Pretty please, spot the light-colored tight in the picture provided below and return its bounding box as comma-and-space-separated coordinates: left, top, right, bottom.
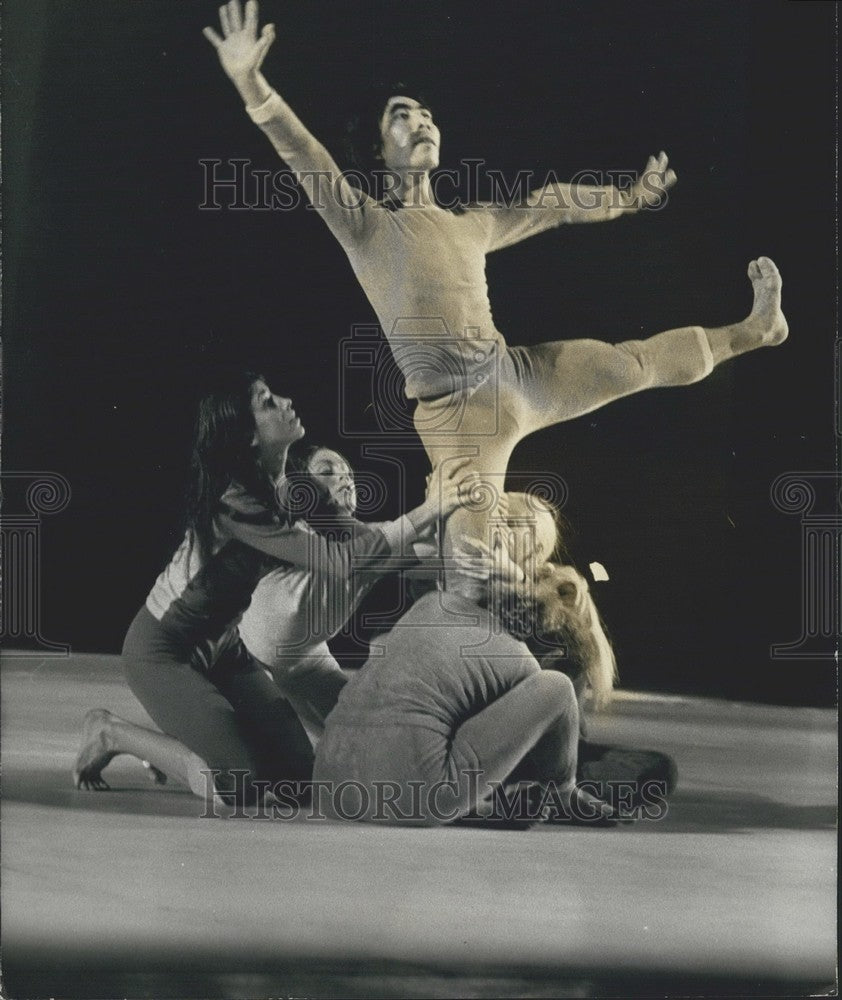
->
413, 329, 714, 586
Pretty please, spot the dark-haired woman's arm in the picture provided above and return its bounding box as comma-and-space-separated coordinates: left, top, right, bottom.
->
219, 509, 408, 579
219, 459, 478, 580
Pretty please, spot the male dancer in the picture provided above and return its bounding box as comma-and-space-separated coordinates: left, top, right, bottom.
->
204, 0, 788, 592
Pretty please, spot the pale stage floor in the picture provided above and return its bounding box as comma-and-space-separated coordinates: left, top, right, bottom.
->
1, 652, 836, 998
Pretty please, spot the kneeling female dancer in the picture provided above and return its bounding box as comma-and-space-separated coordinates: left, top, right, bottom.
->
73, 372, 476, 805
232, 443, 413, 741
312, 498, 618, 825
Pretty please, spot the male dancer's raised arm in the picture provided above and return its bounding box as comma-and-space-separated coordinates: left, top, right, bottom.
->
204, 0, 370, 246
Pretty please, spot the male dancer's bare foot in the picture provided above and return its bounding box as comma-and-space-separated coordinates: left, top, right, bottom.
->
703, 257, 788, 365
744, 257, 788, 347
73, 709, 118, 790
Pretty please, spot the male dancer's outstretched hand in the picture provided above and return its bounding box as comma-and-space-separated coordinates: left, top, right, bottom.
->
621, 151, 678, 211
204, 0, 275, 84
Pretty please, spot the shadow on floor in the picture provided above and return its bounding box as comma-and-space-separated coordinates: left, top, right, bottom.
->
3, 953, 836, 1000
3, 767, 836, 834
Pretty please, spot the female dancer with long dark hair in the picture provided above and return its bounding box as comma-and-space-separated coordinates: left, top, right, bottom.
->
233, 442, 397, 740
73, 372, 476, 805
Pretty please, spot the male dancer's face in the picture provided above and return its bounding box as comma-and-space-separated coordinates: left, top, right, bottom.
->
379, 96, 440, 173
306, 448, 357, 517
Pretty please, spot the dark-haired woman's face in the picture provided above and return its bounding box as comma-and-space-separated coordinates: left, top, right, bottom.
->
306, 447, 357, 516
249, 380, 305, 451
379, 96, 440, 173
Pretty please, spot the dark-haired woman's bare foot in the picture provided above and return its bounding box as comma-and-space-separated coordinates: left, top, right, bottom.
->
73, 709, 118, 790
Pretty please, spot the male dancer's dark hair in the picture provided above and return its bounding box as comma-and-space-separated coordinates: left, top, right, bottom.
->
343, 81, 434, 175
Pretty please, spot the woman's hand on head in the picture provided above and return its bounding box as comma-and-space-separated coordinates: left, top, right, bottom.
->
453, 536, 525, 586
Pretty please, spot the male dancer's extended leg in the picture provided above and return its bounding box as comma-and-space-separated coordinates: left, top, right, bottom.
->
427, 258, 787, 592
514, 257, 787, 433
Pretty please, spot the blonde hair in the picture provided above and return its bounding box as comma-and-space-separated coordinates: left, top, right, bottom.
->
535, 563, 617, 708
490, 492, 616, 706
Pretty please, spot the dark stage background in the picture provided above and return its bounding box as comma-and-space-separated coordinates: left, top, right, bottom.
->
4, 1, 837, 705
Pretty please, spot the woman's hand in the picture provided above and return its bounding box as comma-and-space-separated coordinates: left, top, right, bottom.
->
425, 458, 480, 520
406, 459, 479, 537
203, 0, 275, 85
452, 536, 525, 586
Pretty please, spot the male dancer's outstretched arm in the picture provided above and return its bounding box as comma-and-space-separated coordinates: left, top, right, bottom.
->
204, 1, 673, 238
525, 151, 677, 222
486, 152, 678, 251
204, 0, 369, 245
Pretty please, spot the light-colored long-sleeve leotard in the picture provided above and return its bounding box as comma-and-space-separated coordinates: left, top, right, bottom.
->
248, 96, 572, 399
145, 481, 415, 646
